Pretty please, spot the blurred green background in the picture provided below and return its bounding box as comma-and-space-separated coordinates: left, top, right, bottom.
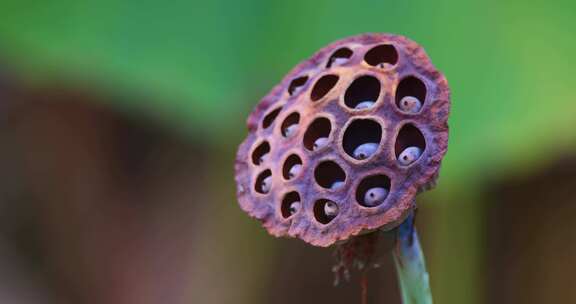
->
0, 0, 575, 303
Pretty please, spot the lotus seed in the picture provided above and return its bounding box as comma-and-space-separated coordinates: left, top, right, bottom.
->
330, 180, 344, 190
377, 62, 393, 69
329, 57, 349, 67
288, 163, 302, 179
354, 101, 375, 110
353, 142, 379, 160
258, 155, 268, 164
399, 96, 422, 113
363, 187, 388, 207
398, 146, 422, 165
283, 124, 298, 137
261, 176, 272, 193
290, 86, 303, 96
313, 137, 329, 150
324, 201, 339, 218
289, 201, 301, 215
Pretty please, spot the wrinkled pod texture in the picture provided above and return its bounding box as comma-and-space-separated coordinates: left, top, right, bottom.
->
235, 33, 450, 247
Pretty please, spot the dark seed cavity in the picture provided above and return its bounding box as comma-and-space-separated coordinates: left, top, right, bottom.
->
262, 107, 282, 129
344, 75, 381, 110
311, 75, 339, 102
343, 119, 382, 160
364, 44, 398, 67
395, 124, 426, 165
281, 191, 301, 218
282, 154, 303, 180
255, 169, 273, 194
288, 76, 309, 96
281, 112, 300, 138
326, 47, 353, 68
304, 117, 332, 151
396, 76, 426, 112
314, 199, 339, 224
314, 160, 346, 190
252, 141, 270, 165
356, 175, 391, 207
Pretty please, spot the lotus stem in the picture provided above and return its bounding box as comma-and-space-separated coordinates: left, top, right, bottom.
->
393, 212, 433, 304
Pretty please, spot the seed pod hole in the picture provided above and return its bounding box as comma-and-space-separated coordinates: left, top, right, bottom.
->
262, 107, 282, 129
356, 175, 391, 207
251, 141, 270, 165
314, 160, 346, 190
343, 119, 382, 160
281, 191, 301, 218
395, 76, 426, 113
255, 169, 272, 194
314, 199, 339, 224
326, 47, 353, 68
282, 154, 303, 180
344, 75, 381, 110
310, 74, 339, 102
288, 76, 309, 96
364, 44, 398, 68
395, 124, 426, 165
281, 112, 300, 138
303, 117, 332, 151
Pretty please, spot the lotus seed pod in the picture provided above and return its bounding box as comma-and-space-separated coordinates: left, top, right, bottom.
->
288, 163, 302, 178
399, 96, 422, 113
324, 201, 339, 218
354, 100, 375, 110
353, 142, 379, 160
289, 201, 301, 215
235, 33, 450, 247
398, 146, 422, 166
363, 187, 389, 207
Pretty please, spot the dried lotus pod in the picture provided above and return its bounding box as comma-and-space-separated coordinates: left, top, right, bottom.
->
235, 33, 450, 247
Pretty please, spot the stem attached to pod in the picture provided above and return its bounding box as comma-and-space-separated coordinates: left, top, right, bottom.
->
392, 211, 433, 304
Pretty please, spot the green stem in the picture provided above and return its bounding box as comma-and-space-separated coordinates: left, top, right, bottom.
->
393, 212, 433, 304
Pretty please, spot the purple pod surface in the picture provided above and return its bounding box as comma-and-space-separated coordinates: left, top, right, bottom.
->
235, 33, 450, 247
